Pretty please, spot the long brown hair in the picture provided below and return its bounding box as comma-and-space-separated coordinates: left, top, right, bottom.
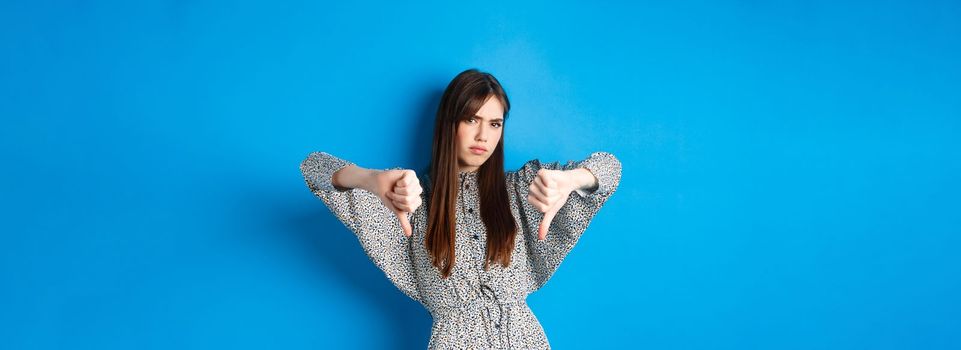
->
425, 68, 516, 279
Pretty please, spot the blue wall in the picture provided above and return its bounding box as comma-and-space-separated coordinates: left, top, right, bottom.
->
2, 1, 959, 349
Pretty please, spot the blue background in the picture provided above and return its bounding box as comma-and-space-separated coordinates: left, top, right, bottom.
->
2, 1, 959, 349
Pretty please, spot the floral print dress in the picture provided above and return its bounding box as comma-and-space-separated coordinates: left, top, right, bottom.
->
300, 151, 621, 349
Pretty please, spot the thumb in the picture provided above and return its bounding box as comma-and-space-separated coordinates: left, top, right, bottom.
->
396, 211, 412, 237
538, 209, 557, 241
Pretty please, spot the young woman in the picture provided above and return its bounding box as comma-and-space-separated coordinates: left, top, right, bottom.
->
300, 69, 621, 349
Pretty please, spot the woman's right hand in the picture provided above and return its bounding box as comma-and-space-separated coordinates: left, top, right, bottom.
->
367, 169, 423, 237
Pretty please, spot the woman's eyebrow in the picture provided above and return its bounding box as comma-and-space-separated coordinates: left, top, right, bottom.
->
473, 115, 505, 122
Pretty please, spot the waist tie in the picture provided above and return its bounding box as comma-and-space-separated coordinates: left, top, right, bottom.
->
479, 283, 513, 349
435, 282, 522, 349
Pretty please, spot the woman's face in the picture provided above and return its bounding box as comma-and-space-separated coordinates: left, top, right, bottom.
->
456, 96, 504, 173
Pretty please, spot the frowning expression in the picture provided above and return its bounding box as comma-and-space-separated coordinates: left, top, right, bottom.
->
456, 96, 504, 173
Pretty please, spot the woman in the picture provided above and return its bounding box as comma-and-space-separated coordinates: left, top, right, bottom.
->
300, 69, 621, 349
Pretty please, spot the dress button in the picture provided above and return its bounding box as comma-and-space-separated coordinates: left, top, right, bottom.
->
467, 208, 473, 214
472, 234, 479, 240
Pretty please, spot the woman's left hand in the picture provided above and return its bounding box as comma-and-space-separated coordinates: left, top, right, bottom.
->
527, 169, 577, 240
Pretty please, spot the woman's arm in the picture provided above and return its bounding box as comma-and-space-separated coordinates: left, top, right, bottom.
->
304, 153, 423, 236
509, 151, 622, 293
300, 151, 424, 302
526, 165, 605, 240
330, 164, 377, 192
567, 167, 600, 195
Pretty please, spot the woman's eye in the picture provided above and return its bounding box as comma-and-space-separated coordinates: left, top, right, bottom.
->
492, 123, 502, 128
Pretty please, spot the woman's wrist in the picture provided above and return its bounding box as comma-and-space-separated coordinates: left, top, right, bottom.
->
359, 168, 381, 192
567, 168, 599, 193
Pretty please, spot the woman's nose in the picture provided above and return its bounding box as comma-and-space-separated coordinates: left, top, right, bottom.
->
475, 127, 488, 142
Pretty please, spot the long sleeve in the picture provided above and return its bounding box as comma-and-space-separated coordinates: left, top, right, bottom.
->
509, 151, 622, 293
299, 151, 422, 302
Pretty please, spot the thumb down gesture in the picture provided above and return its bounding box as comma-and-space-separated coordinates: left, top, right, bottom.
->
526, 169, 576, 240
371, 169, 423, 237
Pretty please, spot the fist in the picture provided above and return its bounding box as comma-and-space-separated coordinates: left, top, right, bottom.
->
371, 169, 423, 237
526, 169, 576, 240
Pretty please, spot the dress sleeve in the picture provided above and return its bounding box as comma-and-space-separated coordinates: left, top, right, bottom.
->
299, 151, 422, 302
509, 151, 623, 293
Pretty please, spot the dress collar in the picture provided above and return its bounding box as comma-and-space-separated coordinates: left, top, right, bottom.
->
458, 170, 478, 182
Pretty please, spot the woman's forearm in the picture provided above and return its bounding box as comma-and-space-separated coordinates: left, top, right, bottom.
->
568, 168, 599, 192
332, 164, 378, 192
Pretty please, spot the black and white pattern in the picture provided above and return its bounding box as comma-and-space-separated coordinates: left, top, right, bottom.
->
300, 151, 621, 349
